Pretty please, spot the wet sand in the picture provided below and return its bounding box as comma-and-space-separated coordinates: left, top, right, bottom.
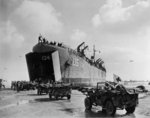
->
0, 89, 150, 118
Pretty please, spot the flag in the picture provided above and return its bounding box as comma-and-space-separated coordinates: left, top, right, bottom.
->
113, 74, 122, 83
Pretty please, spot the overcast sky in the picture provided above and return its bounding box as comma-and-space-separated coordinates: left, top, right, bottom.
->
0, 0, 150, 82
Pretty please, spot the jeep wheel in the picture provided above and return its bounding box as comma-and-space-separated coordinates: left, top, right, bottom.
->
105, 100, 116, 116
37, 89, 40, 95
55, 95, 58, 100
67, 95, 71, 100
102, 108, 106, 113
49, 94, 52, 99
125, 106, 136, 114
84, 97, 92, 110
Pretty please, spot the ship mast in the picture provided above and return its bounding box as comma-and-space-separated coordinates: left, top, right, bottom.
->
93, 45, 96, 62
92, 45, 100, 62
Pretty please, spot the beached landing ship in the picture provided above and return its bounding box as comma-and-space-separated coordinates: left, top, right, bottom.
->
26, 35, 106, 87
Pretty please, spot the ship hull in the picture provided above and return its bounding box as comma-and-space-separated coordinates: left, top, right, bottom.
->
26, 43, 106, 87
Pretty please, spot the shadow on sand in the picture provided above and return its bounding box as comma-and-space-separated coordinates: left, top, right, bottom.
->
84, 110, 108, 118
34, 98, 56, 102
84, 109, 136, 118
59, 108, 74, 114
34, 97, 68, 102
27, 93, 47, 96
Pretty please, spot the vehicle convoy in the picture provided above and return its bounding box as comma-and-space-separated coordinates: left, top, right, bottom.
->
84, 82, 139, 116
25, 35, 106, 91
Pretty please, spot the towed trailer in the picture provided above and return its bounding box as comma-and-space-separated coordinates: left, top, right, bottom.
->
48, 83, 71, 100
36, 83, 49, 95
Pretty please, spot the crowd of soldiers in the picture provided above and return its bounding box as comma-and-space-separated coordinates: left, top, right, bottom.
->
0, 79, 5, 90
38, 35, 63, 47
11, 80, 59, 93
11, 81, 36, 92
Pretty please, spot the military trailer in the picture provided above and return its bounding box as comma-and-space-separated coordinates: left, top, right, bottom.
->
48, 83, 71, 100
36, 83, 50, 95
84, 82, 139, 116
